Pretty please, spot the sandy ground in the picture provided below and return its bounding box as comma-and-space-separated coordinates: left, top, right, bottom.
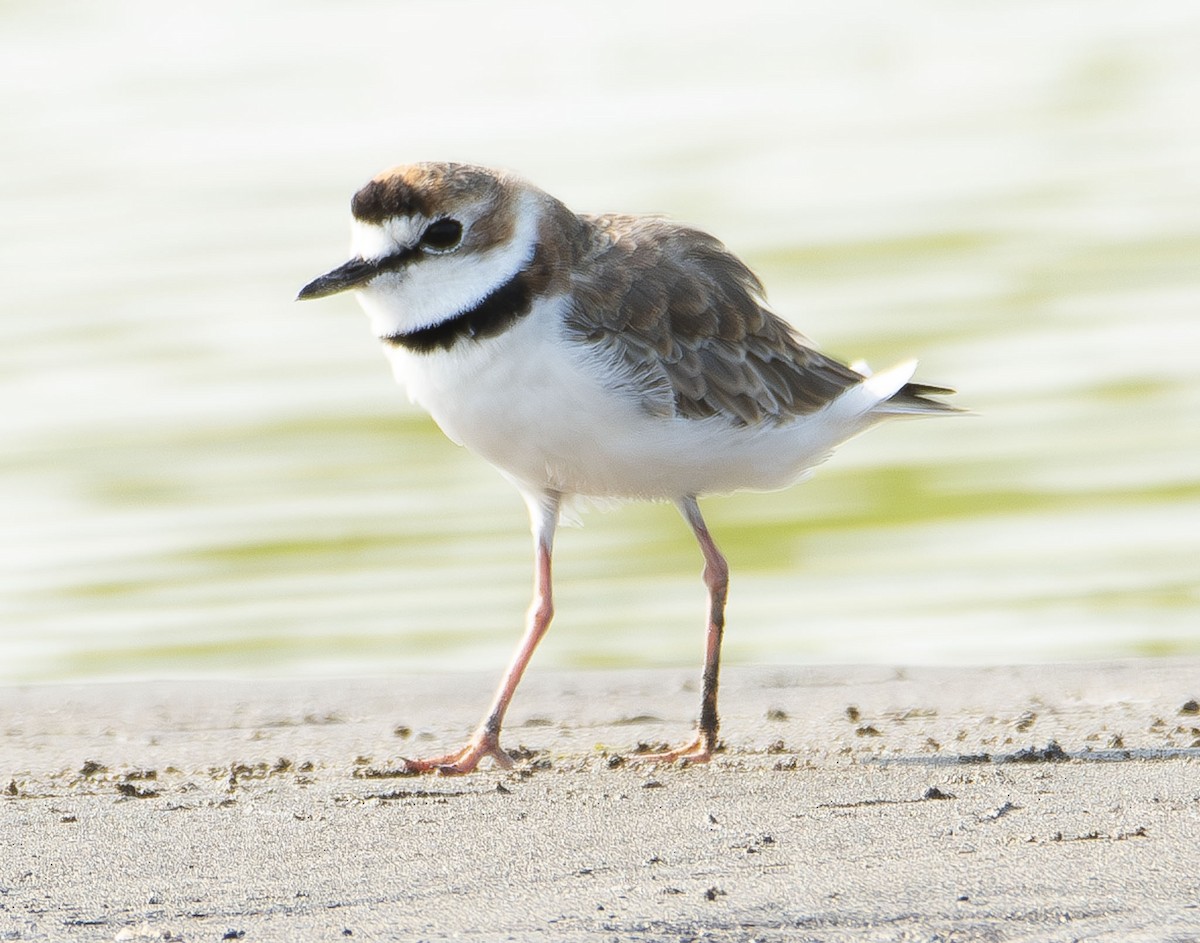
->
3, 661, 1200, 942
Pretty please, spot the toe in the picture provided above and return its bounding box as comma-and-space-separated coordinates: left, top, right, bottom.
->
633, 736, 714, 765
401, 735, 514, 775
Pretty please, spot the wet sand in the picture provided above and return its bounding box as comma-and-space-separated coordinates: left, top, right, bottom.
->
4, 661, 1200, 941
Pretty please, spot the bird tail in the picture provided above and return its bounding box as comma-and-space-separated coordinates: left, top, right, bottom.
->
883, 379, 963, 416
840, 360, 964, 419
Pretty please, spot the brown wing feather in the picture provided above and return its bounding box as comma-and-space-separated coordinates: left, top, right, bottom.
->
563, 214, 864, 425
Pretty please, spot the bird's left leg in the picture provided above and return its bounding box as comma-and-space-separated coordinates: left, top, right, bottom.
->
638, 494, 729, 765
400, 490, 560, 774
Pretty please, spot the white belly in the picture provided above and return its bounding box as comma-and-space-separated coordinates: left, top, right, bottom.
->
381, 298, 891, 500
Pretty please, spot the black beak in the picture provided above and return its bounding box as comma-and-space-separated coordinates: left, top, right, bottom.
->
296, 257, 380, 301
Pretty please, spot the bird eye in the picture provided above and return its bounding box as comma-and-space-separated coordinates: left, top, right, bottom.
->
419, 218, 463, 251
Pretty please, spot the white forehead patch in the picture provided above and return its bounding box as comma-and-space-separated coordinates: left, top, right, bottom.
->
350, 215, 427, 261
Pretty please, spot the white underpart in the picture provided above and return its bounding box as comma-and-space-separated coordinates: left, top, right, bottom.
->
372, 273, 920, 502
350, 192, 541, 338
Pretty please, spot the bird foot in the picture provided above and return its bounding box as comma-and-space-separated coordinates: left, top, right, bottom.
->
400, 733, 514, 775
634, 735, 714, 766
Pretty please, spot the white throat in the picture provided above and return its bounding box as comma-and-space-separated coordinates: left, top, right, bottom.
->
350, 194, 540, 339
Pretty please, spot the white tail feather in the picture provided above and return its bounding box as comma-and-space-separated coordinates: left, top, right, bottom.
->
824, 360, 918, 424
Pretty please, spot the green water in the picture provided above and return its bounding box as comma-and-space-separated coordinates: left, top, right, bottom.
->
2, 1, 1198, 682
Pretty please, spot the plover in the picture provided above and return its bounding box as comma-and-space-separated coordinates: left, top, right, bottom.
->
298, 162, 958, 773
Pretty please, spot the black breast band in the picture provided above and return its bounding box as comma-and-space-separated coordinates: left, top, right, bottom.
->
381, 272, 534, 354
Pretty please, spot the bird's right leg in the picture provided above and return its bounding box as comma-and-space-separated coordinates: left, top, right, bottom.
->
401, 490, 561, 775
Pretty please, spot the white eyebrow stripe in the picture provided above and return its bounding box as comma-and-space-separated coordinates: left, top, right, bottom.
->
351, 214, 428, 261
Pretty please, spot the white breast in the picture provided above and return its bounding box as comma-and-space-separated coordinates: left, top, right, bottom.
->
378, 296, 909, 501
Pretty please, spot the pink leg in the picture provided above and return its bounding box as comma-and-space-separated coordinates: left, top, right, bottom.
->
402, 492, 560, 775
638, 495, 729, 765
